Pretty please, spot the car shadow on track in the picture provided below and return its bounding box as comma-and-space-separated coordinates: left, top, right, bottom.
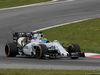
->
16, 55, 86, 60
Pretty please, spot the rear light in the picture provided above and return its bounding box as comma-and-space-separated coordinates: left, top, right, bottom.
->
22, 35, 26, 37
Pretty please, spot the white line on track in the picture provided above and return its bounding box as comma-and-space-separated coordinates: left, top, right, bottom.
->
0, 0, 74, 11
33, 18, 92, 32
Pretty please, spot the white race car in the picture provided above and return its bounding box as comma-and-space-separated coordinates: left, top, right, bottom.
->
5, 32, 85, 59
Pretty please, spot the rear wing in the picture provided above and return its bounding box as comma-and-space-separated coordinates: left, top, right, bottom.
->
13, 32, 34, 46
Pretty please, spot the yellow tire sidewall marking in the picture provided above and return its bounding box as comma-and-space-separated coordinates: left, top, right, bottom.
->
37, 45, 42, 59
70, 44, 74, 48
6, 44, 10, 56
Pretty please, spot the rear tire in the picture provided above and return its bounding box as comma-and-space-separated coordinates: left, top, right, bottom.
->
5, 43, 18, 57
68, 43, 81, 59
36, 44, 48, 59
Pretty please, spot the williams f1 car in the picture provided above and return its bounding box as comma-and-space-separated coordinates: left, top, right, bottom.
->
5, 32, 85, 59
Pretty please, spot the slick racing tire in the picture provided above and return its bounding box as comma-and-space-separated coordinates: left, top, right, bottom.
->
36, 44, 48, 59
5, 43, 18, 57
68, 43, 81, 59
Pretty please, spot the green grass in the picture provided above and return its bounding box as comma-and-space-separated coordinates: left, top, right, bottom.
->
42, 18, 100, 52
0, 0, 51, 9
0, 69, 100, 75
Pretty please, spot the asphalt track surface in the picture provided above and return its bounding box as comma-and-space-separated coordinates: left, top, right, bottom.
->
0, 0, 100, 69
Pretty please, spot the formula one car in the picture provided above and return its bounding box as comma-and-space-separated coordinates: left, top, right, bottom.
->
5, 32, 85, 59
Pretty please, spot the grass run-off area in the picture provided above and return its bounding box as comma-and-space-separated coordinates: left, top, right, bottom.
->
0, 69, 100, 75
43, 18, 100, 52
0, 0, 51, 9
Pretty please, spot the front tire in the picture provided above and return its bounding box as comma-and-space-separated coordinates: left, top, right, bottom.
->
5, 43, 18, 57
36, 44, 48, 59
68, 43, 81, 59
